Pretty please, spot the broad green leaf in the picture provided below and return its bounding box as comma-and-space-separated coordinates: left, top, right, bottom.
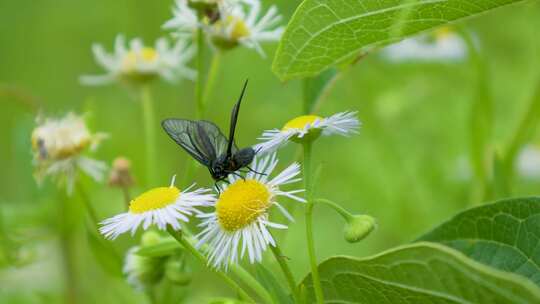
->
273, 0, 526, 80
302, 68, 339, 114
254, 264, 293, 304
87, 230, 122, 277
301, 243, 540, 303
419, 197, 540, 286
135, 238, 182, 257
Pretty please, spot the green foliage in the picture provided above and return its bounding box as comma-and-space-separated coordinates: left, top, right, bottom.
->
301, 242, 540, 303
419, 197, 540, 286
273, 0, 526, 80
135, 238, 182, 258
254, 264, 293, 304
86, 230, 122, 277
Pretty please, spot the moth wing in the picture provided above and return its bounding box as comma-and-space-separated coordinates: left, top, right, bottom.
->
162, 119, 226, 166
199, 120, 238, 157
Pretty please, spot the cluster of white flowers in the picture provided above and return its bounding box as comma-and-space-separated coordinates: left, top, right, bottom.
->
81, 0, 284, 87
163, 0, 284, 57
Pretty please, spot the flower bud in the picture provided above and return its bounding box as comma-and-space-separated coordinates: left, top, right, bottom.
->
165, 256, 192, 286
108, 157, 134, 188
140, 231, 162, 247
343, 215, 376, 243
124, 247, 166, 290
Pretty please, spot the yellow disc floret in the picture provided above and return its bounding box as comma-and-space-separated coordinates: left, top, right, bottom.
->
122, 48, 158, 72
129, 187, 180, 214
216, 180, 271, 232
282, 115, 323, 131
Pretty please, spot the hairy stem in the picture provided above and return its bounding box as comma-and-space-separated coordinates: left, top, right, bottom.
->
303, 142, 324, 304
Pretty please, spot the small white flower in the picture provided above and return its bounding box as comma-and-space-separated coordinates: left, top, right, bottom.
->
80, 35, 196, 86
100, 176, 214, 240
32, 113, 107, 194
163, 0, 283, 57
382, 27, 467, 63
209, 0, 284, 56
196, 153, 304, 270
255, 111, 360, 154
162, 0, 200, 38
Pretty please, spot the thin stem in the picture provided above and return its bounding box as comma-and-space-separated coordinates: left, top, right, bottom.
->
76, 181, 99, 229
141, 85, 158, 186
314, 198, 353, 221
167, 227, 256, 303
202, 51, 222, 110
58, 192, 77, 304
121, 186, 131, 210
269, 244, 299, 303
302, 142, 324, 304
195, 15, 205, 119
179, 225, 272, 304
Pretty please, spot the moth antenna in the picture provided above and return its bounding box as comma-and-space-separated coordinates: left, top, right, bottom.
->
170, 174, 177, 187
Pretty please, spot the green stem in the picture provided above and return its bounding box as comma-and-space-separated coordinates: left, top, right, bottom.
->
141, 85, 158, 186
58, 192, 78, 304
195, 15, 205, 119
314, 198, 353, 221
180, 225, 272, 304
230, 264, 274, 304
302, 142, 324, 304
202, 51, 222, 110
166, 227, 256, 303
76, 182, 99, 229
269, 244, 299, 303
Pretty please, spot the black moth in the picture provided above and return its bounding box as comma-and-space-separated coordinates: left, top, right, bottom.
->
162, 80, 257, 188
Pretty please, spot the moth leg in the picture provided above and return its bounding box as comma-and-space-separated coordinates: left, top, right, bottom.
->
246, 166, 266, 176
230, 172, 245, 181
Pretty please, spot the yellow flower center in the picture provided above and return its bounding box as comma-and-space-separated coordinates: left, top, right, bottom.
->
282, 115, 323, 131
435, 26, 453, 40
129, 187, 180, 214
216, 179, 271, 232
230, 17, 250, 40
122, 48, 158, 71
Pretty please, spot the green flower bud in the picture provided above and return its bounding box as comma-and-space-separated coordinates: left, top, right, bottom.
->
344, 215, 376, 243
141, 230, 162, 247
165, 256, 192, 286
124, 246, 166, 290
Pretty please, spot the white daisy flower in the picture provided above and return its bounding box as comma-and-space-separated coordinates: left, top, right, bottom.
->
382, 26, 467, 63
100, 176, 215, 240
162, 0, 201, 38
80, 34, 196, 86
255, 111, 360, 154
196, 153, 304, 269
208, 0, 283, 56
32, 113, 107, 195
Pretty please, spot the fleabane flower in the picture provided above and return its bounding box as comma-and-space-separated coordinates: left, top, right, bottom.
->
209, 0, 284, 56
255, 111, 360, 154
80, 35, 196, 86
382, 26, 467, 63
31, 113, 107, 194
162, 0, 201, 38
100, 176, 214, 240
196, 153, 304, 269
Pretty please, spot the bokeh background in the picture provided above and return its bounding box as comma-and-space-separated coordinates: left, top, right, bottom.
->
1, 0, 540, 303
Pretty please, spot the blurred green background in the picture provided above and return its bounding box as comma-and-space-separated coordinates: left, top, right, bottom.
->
1, 0, 540, 303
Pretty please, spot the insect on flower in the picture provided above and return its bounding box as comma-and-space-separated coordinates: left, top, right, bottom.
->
162, 80, 259, 189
